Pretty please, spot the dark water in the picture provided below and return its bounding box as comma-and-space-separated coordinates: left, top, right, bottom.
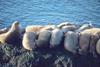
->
0, 0, 100, 28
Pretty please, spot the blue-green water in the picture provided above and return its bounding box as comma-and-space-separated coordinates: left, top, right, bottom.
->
0, 0, 100, 28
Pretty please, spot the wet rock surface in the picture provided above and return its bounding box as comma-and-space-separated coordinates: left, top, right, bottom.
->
0, 44, 100, 67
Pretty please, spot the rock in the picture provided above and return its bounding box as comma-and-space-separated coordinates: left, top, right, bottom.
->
0, 43, 100, 67
50, 28, 64, 48
17, 51, 45, 67
0, 21, 21, 46
0, 44, 14, 64
64, 31, 79, 54
54, 56, 73, 67
9, 56, 19, 66
22, 32, 37, 50
36, 30, 51, 49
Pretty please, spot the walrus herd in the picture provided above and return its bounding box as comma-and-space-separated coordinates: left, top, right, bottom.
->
0, 21, 100, 57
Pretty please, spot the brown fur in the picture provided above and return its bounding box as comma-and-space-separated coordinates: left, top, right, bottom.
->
0, 21, 21, 45
62, 25, 77, 32
25, 25, 44, 33
96, 39, 100, 55
89, 34, 99, 57
79, 32, 91, 55
22, 32, 37, 50
0, 28, 9, 34
79, 28, 100, 56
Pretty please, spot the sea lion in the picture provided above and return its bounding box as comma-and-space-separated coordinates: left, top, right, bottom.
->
25, 25, 44, 33
0, 28, 9, 34
96, 39, 100, 55
64, 31, 79, 54
50, 28, 64, 48
81, 28, 100, 35
61, 25, 77, 33
89, 34, 99, 57
77, 23, 93, 32
40, 25, 56, 31
0, 25, 11, 34
25, 25, 56, 35
36, 30, 51, 48
0, 21, 21, 45
22, 32, 37, 50
82, 28, 100, 56
79, 32, 91, 55
57, 22, 73, 28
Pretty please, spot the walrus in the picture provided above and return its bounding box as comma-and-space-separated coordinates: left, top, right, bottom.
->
50, 28, 64, 48
79, 32, 91, 55
64, 31, 79, 54
0, 21, 21, 45
22, 32, 37, 50
57, 22, 73, 28
96, 39, 100, 55
36, 29, 51, 48
77, 23, 93, 32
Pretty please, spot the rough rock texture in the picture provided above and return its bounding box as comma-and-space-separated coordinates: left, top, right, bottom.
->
0, 44, 100, 67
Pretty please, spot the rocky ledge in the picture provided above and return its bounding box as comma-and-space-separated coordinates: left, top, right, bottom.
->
0, 43, 100, 67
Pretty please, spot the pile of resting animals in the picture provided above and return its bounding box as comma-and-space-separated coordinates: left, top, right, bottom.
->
0, 21, 100, 57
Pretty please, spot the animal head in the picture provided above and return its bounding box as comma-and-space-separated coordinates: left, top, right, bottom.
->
10, 21, 19, 31
12, 21, 19, 28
